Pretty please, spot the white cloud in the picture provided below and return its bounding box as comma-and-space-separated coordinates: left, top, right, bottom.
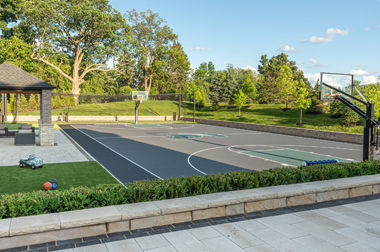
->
189, 47, 210, 51
362, 75, 378, 84
350, 69, 370, 76
310, 59, 319, 64
243, 65, 258, 73
365, 27, 370, 31
278, 44, 298, 53
302, 28, 349, 44
378, 24, 380, 28
303, 73, 320, 85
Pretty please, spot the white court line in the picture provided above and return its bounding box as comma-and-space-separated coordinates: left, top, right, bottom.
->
228, 145, 295, 167
228, 144, 359, 163
187, 146, 230, 175
60, 129, 127, 188
71, 125, 162, 179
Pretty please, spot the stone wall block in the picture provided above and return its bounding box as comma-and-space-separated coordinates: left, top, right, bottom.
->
317, 189, 349, 202
131, 212, 191, 230
225, 203, 244, 215
373, 184, 380, 194
107, 220, 130, 233
349, 186, 373, 198
286, 193, 316, 207
245, 198, 286, 212
192, 206, 225, 220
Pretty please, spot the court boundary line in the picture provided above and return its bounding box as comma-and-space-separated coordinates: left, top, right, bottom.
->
228, 145, 358, 164
59, 128, 127, 188
71, 125, 162, 180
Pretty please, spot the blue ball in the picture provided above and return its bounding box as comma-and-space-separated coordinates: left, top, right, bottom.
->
52, 183, 57, 189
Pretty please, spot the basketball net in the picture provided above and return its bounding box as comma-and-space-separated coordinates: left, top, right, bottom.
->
139, 98, 143, 103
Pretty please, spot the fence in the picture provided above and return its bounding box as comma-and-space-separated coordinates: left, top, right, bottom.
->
0, 93, 196, 122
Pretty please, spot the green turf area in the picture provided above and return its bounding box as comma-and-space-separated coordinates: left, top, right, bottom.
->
193, 104, 365, 134
0, 161, 119, 195
18, 100, 182, 116
240, 149, 354, 167
11, 101, 366, 134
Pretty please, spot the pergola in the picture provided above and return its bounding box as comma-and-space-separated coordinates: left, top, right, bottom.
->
0, 62, 55, 145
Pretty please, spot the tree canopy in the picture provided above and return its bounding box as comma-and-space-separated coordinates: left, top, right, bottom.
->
19, 0, 127, 97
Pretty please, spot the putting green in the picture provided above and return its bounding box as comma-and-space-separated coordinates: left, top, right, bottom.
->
240, 149, 354, 167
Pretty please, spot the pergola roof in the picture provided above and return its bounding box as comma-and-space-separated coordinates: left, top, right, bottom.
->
0, 62, 55, 92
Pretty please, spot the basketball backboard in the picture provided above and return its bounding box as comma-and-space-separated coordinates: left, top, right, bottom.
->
320, 72, 354, 100
132, 91, 148, 103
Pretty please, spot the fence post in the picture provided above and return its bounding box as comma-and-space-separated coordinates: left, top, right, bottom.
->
193, 91, 196, 123
178, 93, 181, 120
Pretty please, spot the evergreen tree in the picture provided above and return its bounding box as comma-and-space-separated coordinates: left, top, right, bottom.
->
328, 100, 344, 118
306, 80, 325, 114
341, 106, 360, 126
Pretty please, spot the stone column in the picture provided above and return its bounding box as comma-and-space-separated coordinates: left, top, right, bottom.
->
40, 89, 52, 124
39, 89, 54, 145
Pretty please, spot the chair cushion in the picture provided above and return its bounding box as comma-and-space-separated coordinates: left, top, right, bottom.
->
21, 124, 32, 129
18, 129, 33, 134
0, 130, 5, 134
0, 125, 5, 130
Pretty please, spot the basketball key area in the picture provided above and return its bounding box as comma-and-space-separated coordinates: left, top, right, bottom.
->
59, 123, 374, 185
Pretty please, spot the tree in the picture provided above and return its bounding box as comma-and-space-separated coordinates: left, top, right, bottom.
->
19, 0, 127, 99
306, 79, 325, 114
293, 79, 311, 125
241, 73, 258, 104
257, 53, 311, 104
275, 65, 295, 109
0, 36, 72, 91
341, 105, 360, 127
328, 100, 344, 118
126, 9, 178, 94
234, 90, 247, 116
193, 61, 215, 83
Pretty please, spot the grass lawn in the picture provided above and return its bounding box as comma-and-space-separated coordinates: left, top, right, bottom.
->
8, 101, 367, 134
0, 161, 120, 195
18, 100, 182, 116
193, 104, 365, 134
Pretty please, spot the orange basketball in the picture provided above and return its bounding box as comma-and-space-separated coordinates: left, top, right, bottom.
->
43, 182, 52, 191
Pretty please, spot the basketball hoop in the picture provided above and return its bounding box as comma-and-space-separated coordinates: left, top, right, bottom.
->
138, 97, 143, 103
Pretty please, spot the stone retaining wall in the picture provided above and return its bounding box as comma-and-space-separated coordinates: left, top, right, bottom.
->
1, 174, 380, 250
182, 117, 363, 144
6, 115, 174, 122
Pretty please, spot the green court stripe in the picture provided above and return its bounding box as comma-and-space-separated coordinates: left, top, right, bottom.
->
240, 149, 354, 167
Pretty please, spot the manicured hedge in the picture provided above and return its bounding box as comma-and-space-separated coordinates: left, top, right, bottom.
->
1, 160, 380, 219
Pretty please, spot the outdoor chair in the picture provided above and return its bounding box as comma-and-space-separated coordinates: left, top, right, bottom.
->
18, 124, 35, 133
0, 124, 9, 137
15, 124, 36, 145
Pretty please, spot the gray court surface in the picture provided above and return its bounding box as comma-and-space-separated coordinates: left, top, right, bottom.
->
60, 123, 378, 184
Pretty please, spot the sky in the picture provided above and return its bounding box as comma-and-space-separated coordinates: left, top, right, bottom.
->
112, 0, 379, 85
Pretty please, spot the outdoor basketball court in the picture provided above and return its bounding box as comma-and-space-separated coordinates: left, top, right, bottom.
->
59, 123, 376, 185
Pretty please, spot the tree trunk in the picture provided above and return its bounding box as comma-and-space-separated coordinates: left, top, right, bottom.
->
239, 107, 241, 116
286, 97, 288, 109
300, 108, 302, 124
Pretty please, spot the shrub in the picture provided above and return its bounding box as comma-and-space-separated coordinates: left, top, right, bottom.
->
1, 160, 380, 219
341, 106, 360, 126
328, 100, 344, 118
